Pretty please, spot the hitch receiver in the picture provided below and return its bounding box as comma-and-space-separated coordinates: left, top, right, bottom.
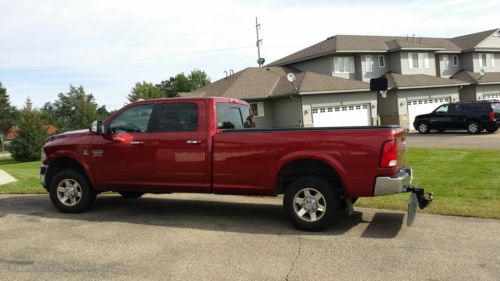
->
407, 186, 433, 209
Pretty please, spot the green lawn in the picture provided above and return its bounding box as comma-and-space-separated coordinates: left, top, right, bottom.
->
0, 157, 45, 194
357, 148, 500, 219
1, 148, 499, 219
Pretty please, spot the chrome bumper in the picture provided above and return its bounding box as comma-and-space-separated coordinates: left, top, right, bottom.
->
373, 167, 413, 196
40, 165, 48, 188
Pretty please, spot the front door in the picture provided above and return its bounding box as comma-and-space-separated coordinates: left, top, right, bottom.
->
90, 103, 155, 189
147, 101, 209, 192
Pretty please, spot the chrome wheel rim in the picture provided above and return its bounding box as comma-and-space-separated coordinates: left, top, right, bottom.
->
469, 123, 478, 133
56, 179, 82, 207
293, 187, 326, 222
419, 123, 428, 132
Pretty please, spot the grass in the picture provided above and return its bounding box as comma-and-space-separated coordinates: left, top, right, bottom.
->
1, 148, 499, 219
0, 157, 45, 194
357, 148, 500, 219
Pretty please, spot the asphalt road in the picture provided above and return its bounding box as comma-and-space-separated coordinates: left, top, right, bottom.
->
0, 193, 499, 281
406, 130, 500, 149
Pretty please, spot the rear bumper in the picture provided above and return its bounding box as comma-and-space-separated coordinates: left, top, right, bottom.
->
374, 166, 413, 196
40, 165, 48, 189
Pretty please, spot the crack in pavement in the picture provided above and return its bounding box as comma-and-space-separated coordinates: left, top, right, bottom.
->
285, 235, 302, 281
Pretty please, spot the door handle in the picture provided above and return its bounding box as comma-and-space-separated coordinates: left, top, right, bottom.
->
186, 140, 202, 144
130, 141, 144, 145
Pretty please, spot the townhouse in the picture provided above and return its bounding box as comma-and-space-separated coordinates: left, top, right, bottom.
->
183, 29, 500, 130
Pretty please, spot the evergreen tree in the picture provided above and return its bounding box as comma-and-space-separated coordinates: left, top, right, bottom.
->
10, 98, 48, 162
0, 82, 16, 134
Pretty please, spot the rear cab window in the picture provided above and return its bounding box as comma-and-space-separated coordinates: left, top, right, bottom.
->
216, 103, 255, 129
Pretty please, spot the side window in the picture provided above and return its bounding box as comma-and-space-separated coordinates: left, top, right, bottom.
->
216, 103, 254, 129
109, 104, 154, 134
449, 104, 462, 113
435, 104, 448, 114
154, 102, 198, 132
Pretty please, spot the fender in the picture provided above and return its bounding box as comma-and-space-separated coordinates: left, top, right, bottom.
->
274, 151, 352, 194
47, 150, 96, 188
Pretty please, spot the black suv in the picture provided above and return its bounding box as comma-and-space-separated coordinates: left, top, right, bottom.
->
413, 100, 500, 134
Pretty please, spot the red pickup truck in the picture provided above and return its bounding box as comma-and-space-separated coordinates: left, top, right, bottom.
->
40, 97, 432, 231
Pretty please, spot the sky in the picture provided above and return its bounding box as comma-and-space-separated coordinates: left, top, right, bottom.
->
1, 0, 499, 110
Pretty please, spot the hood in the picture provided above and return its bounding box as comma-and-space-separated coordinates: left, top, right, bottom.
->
47, 129, 92, 142
415, 113, 432, 120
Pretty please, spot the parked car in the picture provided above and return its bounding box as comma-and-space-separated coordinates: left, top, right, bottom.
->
413, 101, 500, 134
40, 97, 432, 231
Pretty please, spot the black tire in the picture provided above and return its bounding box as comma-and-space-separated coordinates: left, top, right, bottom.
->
49, 169, 96, 213
118, 191, 144, 199
283, 176, 340, 231
466, 121, 481, 134
486, 127, 498, 133
416, 122, 430, 134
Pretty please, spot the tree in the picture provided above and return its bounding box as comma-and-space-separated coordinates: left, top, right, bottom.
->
0, 82, 16, 134
47, 85, 104, 131
127, 81, 164, 102
157, 69, 211, 98
10, 98, 48, 161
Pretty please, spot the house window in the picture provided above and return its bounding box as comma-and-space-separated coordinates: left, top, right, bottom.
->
250, 102, 264, 117
365, 55, 373, 72
443, 55, 449, 70
408, 52, 429, 69
334, 56, 355, 73
479, 53, 495, 68
453, 55, 459, 66
378, 55, 385, 68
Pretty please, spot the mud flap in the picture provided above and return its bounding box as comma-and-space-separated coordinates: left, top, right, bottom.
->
406, 186, 433, 227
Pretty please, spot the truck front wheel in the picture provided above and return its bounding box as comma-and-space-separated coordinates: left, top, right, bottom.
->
49, 169, 96, 213
284, 176, 339, 231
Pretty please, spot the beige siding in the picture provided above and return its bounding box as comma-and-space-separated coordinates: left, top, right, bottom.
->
476, 31, 500, 48
271, 97, 302, 128
400, 51, 437, 76
388, 52, 402, 73
459, 85, 477, 101
291, 56, 332, 76
252, 101, 274, 129
377, 89, 399, 125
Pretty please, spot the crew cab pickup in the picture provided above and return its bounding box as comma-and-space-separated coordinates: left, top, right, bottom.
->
40, 97, 432, 231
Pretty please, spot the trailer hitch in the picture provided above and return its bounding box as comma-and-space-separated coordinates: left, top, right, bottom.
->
406, 186, 433, 226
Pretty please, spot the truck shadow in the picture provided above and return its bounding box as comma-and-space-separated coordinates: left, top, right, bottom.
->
0, 195, 404, 238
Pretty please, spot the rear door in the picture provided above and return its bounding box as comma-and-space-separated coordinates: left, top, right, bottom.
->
147, 101, 209, 191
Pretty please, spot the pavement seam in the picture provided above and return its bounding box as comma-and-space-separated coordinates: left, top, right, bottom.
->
285, 235, 302, 281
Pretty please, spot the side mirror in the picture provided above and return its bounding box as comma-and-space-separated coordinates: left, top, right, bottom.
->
90, 121, 104, 134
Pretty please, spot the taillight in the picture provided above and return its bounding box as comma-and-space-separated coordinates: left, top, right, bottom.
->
489, 112, 495, 121
380, 140, 397, 168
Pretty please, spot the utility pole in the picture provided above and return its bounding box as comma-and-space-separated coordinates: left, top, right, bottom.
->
255, 17, 265, 67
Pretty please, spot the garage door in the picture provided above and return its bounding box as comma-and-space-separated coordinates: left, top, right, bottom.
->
312, 104, 371, 127
407, 97, 450, 130
484, 93, 500, 100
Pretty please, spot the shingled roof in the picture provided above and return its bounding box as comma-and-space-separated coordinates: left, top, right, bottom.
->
268, 29, 499, 67
385, 73, 468, 89
451, 70, 500, 85
180, 67, 370, 100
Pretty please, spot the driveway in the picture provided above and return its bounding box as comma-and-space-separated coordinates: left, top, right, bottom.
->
0, 193, 499, 281
407, 131, 500, 149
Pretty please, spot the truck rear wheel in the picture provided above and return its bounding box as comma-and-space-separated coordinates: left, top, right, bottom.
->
284, 176, 339, 231
49, 169, 96, 213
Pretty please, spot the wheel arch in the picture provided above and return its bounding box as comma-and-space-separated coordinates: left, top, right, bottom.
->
274, 154, 351, 198
45, 152, 95, 189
